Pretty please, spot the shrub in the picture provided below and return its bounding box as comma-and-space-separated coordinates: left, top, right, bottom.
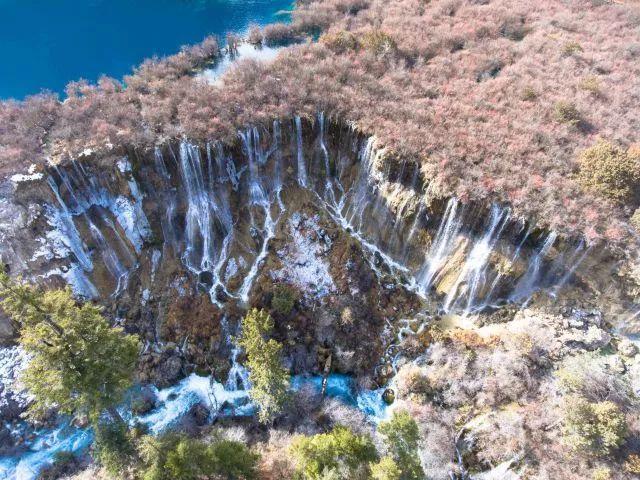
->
263, 23, 301, 47
38, 451, 80, 480
562, 41, 583, 56
290, 426, 378, 479
360, 30, 397, 55
238, 309, 290, 423
591, 467, 611, 480
579, 76, 601, 95
93, 420, 136, 476
521, 86, 538, 101
553, 101, 581, 125
227, 33, 241, 56
561, 396, 627, 456
499, 16, 528, 41
271, 285, 297, 316
248, 24, 264, 45
624, 453, 640, 474
321, 31, 359, 54
138, 433, 259, 480
211, 439, 261, 479
377, 410, 424, 480
395, 365, 432, 402
577, 141, 640, 203
370, 456, 402, 480
335, 0, 369, 15
555, 352, 635, 407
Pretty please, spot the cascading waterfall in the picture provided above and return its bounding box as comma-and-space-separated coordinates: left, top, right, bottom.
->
510, 231, 558, 304
31, 116, 588, 315
221, 317, 251, 392
43, 159, 150, 297
295, 115, 307, 187
237, 126, 283, 303
417, 197, 465, 294
178, 141, 218, 273
442, 205, 510, 314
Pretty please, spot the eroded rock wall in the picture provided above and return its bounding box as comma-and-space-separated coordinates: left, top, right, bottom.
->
0, 116, 614, 385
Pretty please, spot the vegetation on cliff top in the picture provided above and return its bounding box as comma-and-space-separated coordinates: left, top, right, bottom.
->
1, 0, 639, 244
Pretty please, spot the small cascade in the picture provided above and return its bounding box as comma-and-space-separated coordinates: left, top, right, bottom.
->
221, 317, 251, 391
153, 147, 179, 253
552, 241, 590, 295
510, 231, 558, 304
443, 205, 510, 314
45, 163, 143, 296
404, 202, 427, 258
295, 116, 307, 187
417, 198, 465, 294
317, 112, 336, 202
226, 343, 251, 392
239, 128, 267, 205
179, 141, 216, 272
236, 125, 284, 303
45, 176, 93, 272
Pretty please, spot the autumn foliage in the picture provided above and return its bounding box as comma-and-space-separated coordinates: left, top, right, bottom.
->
1, 0, 639, 244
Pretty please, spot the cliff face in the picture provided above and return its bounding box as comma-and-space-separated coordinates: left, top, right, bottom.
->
1, 115, 627, 385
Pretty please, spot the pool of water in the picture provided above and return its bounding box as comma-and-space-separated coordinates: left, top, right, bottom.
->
0, 0, 292, 99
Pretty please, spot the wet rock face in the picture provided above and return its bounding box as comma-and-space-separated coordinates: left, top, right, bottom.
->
0, 117, 603, 382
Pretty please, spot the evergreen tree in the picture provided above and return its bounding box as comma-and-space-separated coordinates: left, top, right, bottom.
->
237, 308, 290, 423
377, 410, 424, 480
290, 426, 378, 479
0, 270, 139, 423
370, 456, 402, 480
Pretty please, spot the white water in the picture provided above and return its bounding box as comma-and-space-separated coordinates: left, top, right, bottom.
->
442, 205, 510, 314
295, 116, 307, 187
510, 231, 558, 304
417, 198, 464, 295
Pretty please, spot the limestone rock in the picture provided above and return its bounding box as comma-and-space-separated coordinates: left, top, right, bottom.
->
618, 339, 638, 358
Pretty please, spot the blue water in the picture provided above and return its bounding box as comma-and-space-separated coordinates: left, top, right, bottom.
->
0, 0, 292, 99
0, 373, 389, 480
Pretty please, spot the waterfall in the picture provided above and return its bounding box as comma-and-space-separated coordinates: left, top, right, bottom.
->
442, 205, 510, 314
46, 176, 93, 272
417, 198, 464, 294
221, 317, 251, 391
153, 147, 179, 253
550, 240, 589, 296
46, 166, 135, 296
31, 116, 587, 314
318, 112, 335, 202
295, 116, 307, 187
479, 224, 531, 309
405, 202, 427, 255
240, 128, 267, 205
510, 231, 558, 303
179, 141, 216, 273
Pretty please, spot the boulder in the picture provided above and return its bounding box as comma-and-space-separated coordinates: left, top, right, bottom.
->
618, 339, 638, 358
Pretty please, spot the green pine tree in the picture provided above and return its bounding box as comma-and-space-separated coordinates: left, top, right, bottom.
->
0, 269, 139, 423
237, 308, 290, 424
377, 410, 425, 480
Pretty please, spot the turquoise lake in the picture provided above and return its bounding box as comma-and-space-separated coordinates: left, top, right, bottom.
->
0, 0, 291, 99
